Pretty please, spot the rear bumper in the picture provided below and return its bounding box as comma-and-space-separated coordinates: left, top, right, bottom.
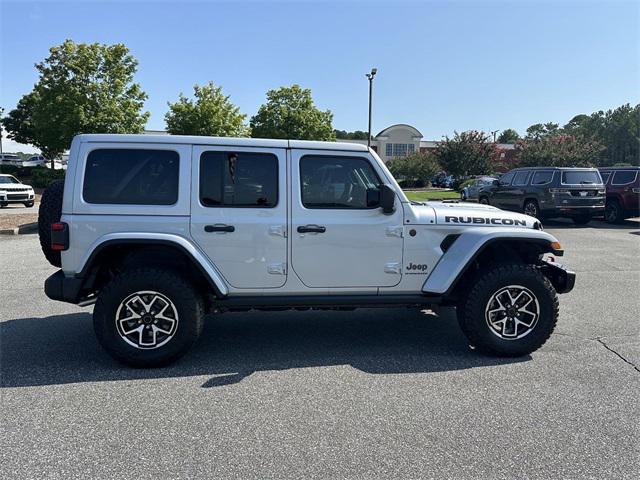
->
44, 270, 83, 304
541, 205, 604, 217
539, 259, 576, 294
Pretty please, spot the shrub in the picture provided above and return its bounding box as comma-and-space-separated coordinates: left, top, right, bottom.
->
30, 167, 66, 188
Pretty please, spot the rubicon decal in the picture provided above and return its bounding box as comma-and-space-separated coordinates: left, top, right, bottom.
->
445, 216, 526, 227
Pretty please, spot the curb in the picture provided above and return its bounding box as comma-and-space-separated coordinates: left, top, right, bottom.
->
0, 222, 38, 236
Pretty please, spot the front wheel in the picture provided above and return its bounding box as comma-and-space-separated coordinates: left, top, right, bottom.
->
523, 200, 540, 218
479, 196, 489, 205
604, 200, 623, 224
24, 201, 34, 208
460, 191, 467, 201
93, 268, 205, 367
457, 264, 558, 357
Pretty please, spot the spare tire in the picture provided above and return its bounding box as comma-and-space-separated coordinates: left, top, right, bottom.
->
38, 179, 65, 267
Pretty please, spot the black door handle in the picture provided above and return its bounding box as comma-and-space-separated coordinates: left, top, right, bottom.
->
205, 224, 235, 233
297, 224, 326, 233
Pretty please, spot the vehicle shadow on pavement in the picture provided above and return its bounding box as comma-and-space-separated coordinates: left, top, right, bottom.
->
0, 308, 529, 389
542, 218, 640, 230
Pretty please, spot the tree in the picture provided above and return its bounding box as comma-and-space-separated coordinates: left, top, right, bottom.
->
335, 129, 370, 140
525, 122, 560, 140
250, 85, 335, 140
165, 82, 249, 137
516, 135, 603, 168
497, 128, 520, 144
387, 151, 440, 187
1, 40, 149, 167
436, 130, 498, 178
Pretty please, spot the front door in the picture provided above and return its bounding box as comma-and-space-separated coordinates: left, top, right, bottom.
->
190, 145, 287, 289
290, 150, 404, 288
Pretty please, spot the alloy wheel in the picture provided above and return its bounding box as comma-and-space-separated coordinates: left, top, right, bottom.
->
115, 291, 179, 349
485, 285, 540, 340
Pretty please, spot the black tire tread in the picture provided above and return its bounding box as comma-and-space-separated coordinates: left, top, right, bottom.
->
38, 179, 65, 267
457, 263, 559, 357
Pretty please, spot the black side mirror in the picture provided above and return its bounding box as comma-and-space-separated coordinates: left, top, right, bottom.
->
379, 184, 396, 214
492, 180, 500, 186
366, 187, 380, 207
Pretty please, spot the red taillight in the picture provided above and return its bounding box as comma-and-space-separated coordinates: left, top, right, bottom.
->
51, 222, 65, 231
51, 222, 69, 251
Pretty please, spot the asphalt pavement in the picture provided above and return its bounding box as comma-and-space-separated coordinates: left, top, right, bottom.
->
1, 219, 638, 479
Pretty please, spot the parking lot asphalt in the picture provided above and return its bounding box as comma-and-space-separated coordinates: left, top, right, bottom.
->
1, 219, 639, 479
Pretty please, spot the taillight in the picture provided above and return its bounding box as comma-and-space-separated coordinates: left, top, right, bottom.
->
51, 222, 69, 251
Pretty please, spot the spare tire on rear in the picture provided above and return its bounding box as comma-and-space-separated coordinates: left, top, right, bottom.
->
38, 179, 65, 267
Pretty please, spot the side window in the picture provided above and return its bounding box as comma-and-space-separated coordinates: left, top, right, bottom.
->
300, 156, 380, 209
513, 171, 530, 186
499, 171, 515, 185
612, 170, 637, 185
531, 170, 554, 185
199, 151, 278, 207
83, 149, 179, 205
599, 171, 611, 184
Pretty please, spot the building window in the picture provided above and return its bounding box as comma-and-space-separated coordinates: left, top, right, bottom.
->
385, 143, 415, 158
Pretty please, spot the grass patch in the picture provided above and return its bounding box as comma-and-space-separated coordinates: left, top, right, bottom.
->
404, 190, 460, 202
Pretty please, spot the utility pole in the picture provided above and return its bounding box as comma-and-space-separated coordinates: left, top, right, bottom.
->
366, 68, 377, 148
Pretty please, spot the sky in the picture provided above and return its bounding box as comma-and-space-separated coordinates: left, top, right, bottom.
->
1, 0, 638, 153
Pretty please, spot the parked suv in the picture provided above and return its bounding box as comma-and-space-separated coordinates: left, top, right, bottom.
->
0, 174, 36, 207
40, 134, 574, 367
598, 167, 640, 223
479, 167, 605, 224
460, 176, 497, 201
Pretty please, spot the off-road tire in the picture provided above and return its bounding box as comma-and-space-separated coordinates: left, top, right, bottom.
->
38, 179, 65, 267
93, 268, 205, 367
523, 199, 540, 218
456, 263, 559, 357
572, 214, 592, 225
604, 199, 623, 224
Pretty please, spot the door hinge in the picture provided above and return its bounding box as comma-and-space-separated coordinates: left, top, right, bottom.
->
269, 225, 287, 237
267, 262, 287, 275
384, 262, 402, 274
385, 226, 404, 238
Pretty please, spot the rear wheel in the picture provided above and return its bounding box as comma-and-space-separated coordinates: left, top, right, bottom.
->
93, 268, 205, 367
604, 200, 624, 224
523, 200, 540, 218
457, 264, 558, 357
38, 179, 65, 267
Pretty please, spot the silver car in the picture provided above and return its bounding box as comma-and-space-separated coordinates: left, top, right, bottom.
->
460, 176, 497, 201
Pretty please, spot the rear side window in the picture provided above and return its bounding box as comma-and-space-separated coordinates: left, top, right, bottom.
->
83, 149, 179, 205
513, 171, 530, 186
611, 170, 638, 185
199, 151, 278, 207
300, 155, 380, 209
499, 171, 515, 185
561, 170, 602, 185
599, 171, 611, 184
531, 171, 554, 185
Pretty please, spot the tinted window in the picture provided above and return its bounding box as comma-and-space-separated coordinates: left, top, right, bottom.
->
200, 151, 278, 207
513, 171, 530, 186
499, 172, 515, 185
0, 176, 20, 184
531, 170, 554, 185
612, 170, 638, 185
84, 149, 179, 205
561, 170, 602, 185
599, 171, 611, 184
301, 156, 380, 209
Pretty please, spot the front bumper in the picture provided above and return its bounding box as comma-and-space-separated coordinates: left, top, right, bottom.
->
0, 191, 35, 203
44, 270, 84, 304
539, 258, 576, 294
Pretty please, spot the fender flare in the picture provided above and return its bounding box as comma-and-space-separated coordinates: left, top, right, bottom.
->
422, 228, 561, 296
78, 232, 229, 297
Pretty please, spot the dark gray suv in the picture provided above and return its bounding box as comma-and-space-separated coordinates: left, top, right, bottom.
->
479, 167, 605, 224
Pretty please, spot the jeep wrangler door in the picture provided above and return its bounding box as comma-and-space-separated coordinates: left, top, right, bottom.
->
290, 151, 403, 288
190, 146, 287, 289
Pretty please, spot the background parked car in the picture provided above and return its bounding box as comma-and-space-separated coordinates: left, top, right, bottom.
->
460, 176, 497, 201
0, 174, 36, 207
0, 153, 22, 166
599, 166, 640, 223
479, 167, 605, 224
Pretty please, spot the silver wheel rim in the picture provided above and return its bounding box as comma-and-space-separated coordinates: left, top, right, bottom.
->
485, 285, 540, 340
524, 202, 537, 217
115, 291, 179, 349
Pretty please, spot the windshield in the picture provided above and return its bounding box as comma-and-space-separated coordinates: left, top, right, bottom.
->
561, 170, 602, 185
0, 176, 20, 184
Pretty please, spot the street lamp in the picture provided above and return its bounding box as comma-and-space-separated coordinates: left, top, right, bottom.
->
490, 129, 500, 143
366, 68, 377, 148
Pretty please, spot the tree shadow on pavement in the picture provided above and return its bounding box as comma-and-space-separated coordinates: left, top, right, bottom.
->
0, 308, 529, 389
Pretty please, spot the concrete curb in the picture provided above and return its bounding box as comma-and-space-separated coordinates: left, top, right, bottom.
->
0, 222, 38, 236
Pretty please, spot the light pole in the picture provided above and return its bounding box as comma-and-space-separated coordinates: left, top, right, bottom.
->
366, 68, 377, 148
490, 129, 500, 143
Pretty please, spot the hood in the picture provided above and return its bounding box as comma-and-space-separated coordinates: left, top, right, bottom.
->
0, 183, 33, 191
428, 201, 538, 229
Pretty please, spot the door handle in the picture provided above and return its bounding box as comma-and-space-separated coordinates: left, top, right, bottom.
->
297, 224, 326, 234
204, 224, 235, 233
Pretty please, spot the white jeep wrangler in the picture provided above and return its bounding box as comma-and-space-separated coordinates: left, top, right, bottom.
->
41, 134, 575, 367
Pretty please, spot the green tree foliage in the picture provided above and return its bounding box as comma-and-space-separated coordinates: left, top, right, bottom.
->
516, 134, 603, 168
334, 130, 370, 140
387, 151, 440, 187
525, 122, 560, 140
1, 40, 149, 166
250, 85, 335, 140
497, 128, 520, 144
436, 131, 498, 178
165, 82, 249, 137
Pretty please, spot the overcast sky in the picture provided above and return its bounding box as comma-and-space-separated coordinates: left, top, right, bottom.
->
1, 0, 639, 154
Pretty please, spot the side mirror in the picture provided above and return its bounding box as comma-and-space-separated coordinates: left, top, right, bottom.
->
379, 184, 396, 214
492, 180, 500, 186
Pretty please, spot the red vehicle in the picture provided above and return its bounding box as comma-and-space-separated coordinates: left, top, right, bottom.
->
598, 167, 640, 223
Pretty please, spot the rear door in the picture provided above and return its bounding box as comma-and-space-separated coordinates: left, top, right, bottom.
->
508, 170, 531, 210
190, 145, 287, 289
491, 171, 515, 209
